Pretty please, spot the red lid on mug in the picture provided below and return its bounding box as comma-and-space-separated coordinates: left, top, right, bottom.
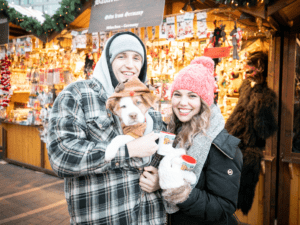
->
182, 155, 197, 164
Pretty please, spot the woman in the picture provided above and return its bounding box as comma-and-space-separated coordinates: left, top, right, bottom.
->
159, 56, 243, 225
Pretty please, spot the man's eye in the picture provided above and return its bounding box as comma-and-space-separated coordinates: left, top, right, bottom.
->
173, 93, 180, 97
134, 57, 141, 61
190, 95, 197, 98
121, 105, 126, 108
136, 101, 141, 105
118, 55, 124, 59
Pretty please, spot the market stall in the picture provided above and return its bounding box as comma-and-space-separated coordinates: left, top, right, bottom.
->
2, 0, 300, 224
0, 11, 270, 159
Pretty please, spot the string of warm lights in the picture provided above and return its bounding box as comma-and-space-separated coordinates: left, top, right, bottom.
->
213, 0, 273, 7
0, 0, 87, 38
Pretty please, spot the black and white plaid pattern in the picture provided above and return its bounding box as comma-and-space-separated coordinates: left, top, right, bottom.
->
47, 78, 166, 224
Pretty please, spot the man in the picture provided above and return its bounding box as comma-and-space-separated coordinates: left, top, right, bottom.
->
47, 32, 166, 224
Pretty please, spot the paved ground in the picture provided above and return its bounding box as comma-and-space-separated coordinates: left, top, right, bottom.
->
0, 160, 70, 225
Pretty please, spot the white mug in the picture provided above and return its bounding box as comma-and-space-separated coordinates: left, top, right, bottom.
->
157, 131, 176, 156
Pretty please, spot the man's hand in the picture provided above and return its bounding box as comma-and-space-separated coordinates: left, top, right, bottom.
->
127, 132, 159, 158
139, 166, 160, 193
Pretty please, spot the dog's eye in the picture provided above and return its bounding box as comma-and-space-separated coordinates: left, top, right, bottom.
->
120, 105, 126, 108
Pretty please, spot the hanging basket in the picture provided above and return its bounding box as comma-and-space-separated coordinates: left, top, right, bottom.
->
204, 46, 232, 58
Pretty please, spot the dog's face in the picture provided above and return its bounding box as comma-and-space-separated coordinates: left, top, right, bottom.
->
107, 95, 153, 126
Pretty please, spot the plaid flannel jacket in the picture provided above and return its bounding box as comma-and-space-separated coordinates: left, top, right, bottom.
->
47, 78, 166, 225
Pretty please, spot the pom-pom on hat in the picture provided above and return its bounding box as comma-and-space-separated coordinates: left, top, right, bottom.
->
170, 56, 215, 106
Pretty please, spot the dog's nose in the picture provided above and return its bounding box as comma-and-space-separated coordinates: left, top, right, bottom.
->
129, 113, 137, 120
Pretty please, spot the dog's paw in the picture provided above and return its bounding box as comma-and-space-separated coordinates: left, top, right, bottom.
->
105, 143, 119, 162
105, 135, 135, 162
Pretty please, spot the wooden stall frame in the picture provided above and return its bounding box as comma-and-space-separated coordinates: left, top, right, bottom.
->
1, 127, 7, 159
1, 124, 58, 177
262, 35, 281, 225
277, 31, 299, 225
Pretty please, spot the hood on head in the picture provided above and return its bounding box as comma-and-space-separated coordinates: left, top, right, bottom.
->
93, 32, 148, 98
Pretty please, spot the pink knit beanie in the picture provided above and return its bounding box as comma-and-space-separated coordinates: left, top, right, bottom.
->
170, 56, 215, 106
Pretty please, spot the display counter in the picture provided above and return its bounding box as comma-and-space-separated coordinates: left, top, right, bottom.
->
0, 120, 55, 176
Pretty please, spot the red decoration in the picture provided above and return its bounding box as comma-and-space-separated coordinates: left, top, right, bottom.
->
129, 91, 135, 97
204, 47, 232, 58
0, 55, 12, 109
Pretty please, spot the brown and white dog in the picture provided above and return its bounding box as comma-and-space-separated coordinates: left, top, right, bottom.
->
104, 77, 157, 161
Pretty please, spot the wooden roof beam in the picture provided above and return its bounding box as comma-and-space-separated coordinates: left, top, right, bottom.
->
238, 5, 266, 19
290, 15, 300, 32
271, 11, 293, 30
9, 27, 29, 36
195, 0, 217, 8
267, 16, 280, 31
267, 0, 296, 17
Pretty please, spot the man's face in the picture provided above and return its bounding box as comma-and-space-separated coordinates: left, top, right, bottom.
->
112, 51, 143, 83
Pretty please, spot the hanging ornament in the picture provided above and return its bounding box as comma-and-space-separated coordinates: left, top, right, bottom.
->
0, 55, 12, 109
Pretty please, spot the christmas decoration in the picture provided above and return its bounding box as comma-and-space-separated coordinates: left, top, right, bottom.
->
0, 0, 88, 38
0, 55, 12, 109
212, 0, 276, 7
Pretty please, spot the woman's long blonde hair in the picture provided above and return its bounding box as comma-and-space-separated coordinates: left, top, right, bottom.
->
168, 98, 211, 149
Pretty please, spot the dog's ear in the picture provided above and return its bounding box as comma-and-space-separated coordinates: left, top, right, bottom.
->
106, 97, 118, 113
141, 93, 158, 108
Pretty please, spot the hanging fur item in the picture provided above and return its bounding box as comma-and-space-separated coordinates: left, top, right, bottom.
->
225, 51, 278, 215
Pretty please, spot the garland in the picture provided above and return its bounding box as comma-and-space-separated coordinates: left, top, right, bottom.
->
0, 0, 88, 38
213, 0, 276, 7
0, 0, 275, 39
0, 55, 11, 109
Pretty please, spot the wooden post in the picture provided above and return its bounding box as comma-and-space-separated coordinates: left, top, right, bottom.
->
263, 35, 281, 225
0, 127, 7, 159
41, 140, 45, 169
277, 31, 297, 225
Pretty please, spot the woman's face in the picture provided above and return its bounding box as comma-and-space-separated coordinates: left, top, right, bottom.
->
172, 89, 201, 123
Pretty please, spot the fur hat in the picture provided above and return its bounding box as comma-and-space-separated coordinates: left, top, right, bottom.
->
106, 77, 157, 111
170, 56, 215, 106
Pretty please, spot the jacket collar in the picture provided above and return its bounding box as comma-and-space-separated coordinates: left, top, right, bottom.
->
213, 129, 240, 159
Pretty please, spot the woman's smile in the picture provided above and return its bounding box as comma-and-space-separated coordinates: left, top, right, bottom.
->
172, 90, 201, 122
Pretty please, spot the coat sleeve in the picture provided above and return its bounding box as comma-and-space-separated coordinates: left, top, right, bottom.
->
47, 88, 129, 178
177, 145, 243, 222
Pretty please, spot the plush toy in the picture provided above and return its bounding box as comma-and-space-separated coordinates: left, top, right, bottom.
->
158, 146, 197, 212
225, 51, 278, 215
211, 20, 222, 47
230, 21, 242, 60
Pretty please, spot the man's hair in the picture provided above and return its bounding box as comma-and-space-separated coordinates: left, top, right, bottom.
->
168, 98, 211, 149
